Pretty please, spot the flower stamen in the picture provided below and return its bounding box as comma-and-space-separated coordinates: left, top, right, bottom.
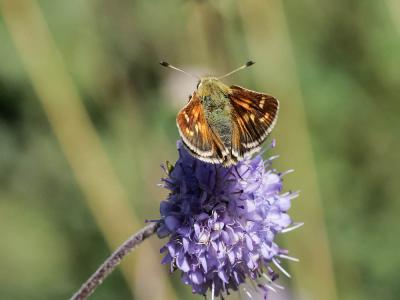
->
278, 254, 300, 262
281, 222, 304, 233
272, 258, 291, 278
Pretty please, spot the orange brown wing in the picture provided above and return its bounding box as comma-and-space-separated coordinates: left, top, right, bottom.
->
176, 91, 228, 164
229, 85, 279, 160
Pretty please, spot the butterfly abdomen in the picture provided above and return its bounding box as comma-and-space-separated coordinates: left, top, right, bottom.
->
206, 110, 232, 149
201, 90, 233, 151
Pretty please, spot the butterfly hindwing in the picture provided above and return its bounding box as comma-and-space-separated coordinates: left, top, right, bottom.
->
229, 85, 279, 159
176, 92, 228, 164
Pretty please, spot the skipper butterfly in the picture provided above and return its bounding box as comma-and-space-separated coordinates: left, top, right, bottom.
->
161, 61, 279, 166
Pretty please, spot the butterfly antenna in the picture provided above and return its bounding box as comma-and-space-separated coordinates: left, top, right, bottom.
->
159, 61, 200, 79
217, 60, 255, 80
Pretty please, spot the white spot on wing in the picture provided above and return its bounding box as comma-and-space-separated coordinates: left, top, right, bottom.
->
184, 112, 190, 123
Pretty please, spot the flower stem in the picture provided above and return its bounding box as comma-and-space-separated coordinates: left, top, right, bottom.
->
70, 222, 160, 300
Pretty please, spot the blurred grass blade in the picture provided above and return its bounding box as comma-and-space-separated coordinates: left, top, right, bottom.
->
386, 0, 400, 35
0, 1, 177, 299
236, 1, 338, 299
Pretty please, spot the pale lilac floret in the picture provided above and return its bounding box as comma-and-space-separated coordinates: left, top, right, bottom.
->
157, 141, 301, 299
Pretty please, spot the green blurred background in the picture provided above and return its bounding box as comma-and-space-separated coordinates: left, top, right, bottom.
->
0, 0, 399, 299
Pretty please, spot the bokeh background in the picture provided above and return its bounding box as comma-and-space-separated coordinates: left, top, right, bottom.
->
1, 0, 399, 299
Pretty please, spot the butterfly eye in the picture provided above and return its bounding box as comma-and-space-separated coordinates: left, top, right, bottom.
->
196, 81, 201, 89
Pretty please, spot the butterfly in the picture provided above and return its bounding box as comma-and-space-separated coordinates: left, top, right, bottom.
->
161, 61, 279, 167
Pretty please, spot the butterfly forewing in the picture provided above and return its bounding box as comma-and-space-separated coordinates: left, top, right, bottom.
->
229, 85, 279, 159
176, 92, 227, 164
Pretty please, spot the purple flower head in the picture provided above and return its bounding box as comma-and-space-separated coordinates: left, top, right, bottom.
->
157, 140, 301, 299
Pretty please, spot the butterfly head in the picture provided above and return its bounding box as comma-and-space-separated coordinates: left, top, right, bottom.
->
196, 77, 230, 98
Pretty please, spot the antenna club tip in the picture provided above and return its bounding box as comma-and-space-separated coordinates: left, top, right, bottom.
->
160, 61, 170, 67
246, 60, 255, 67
